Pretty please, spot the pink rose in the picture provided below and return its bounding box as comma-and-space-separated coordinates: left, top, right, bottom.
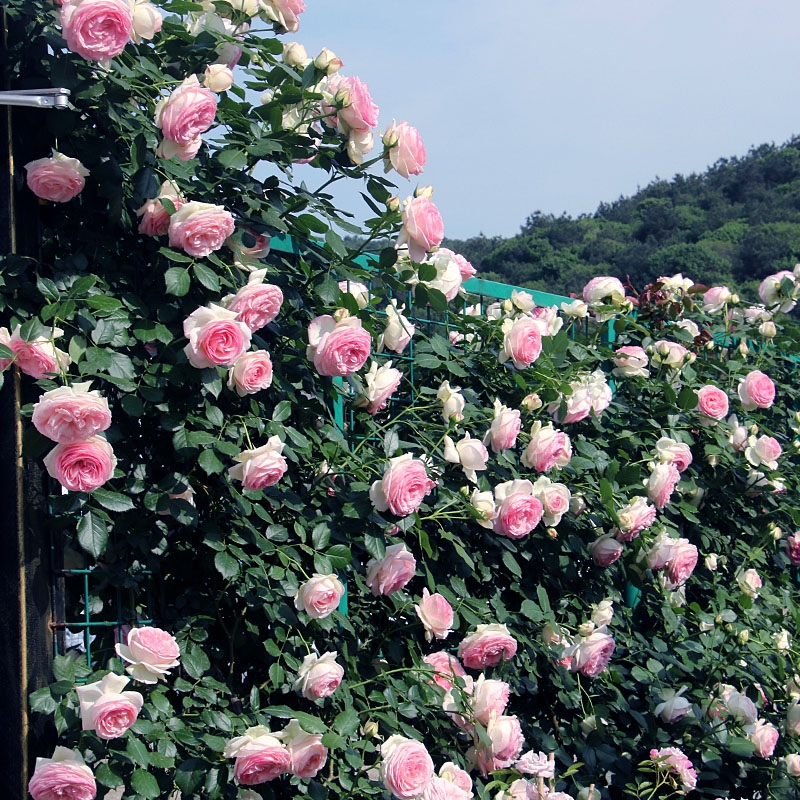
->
474, 714, 524, 774
486, 399, 521, 453
261, 0, 306, 32
75, 672, 143, 739
44, 437, 116, 493
383, 120, 426, 179
454, 253, 476, 282
590, 534, 623, 566
325, 74, 379, 134
294, 573, 344, 619
222, 270, 284, 331
532, 476, 571, 527
569, 630, 615, 677
115, 626, 180, 683
745, 434, 782, 470
157, 136, 203, 161
750, 720, 779, 758
292, 651, 343, 700
423, 248, 464, 301
183, 305, 251, 369
130, 0, 161, 42
232, 741, 291, 785
703, 285, 733, 313
280, 720, 328, 778
397, 195, 444, 263
738, 370, 776, 411
651, 340, 694, 370
155, 76, 218, 144
136, 180, 183, 236
60, 0, 133, 62
786, 532, 800, 565
380, 302, 415, 354
307, 315, 372, 377
366, 543, 416, 596
228, 436, 287, 490
759, 270, 797, 313
380, 735, 434, 800
414, 588, 454, 641
32, 383, 111, 444
493, 479, 543, 539
25, 151, 89, 203
646, 532, 678, 571
737, 568, 762, 598
654, 687, 691, 723
649, 747, 697, 792
697, 384, 729, 421
227, 351, 273, 396
168, 201, 235, 257
499, 317, 543, 370
471, 675, 510, 725
583, 276, 626, 305
0, 325, 71, 379
654, 437, 693, 472
612, 345, 649, 378
665, 540, 698, 588
616, 496, 656, 541
355, 360, 403, 415
646, 462, 680, 509
422, 652, 466, 691
28, 747, 97, 800
522, 421, 571, 471
458, 623, 517, 669
370, 454, 435, 517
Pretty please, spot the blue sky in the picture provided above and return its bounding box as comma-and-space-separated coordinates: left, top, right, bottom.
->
291, 1, 800, 240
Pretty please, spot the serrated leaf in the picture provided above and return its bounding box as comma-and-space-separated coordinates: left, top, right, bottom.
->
95, 763, 125, 789
183, 645, 210, 679
131, 770, 160, 799
264, 706, 327, 733
214, 550, 240, 580
126, 737, 150, 767
334, 707, 359, 737
325, 229, 347, 258
326, 544, 351, 569
217, 148, 249, 169
193, 263, 221, 292
311, 523, 330, 549
175, 759, 206, 794
502, 550, 521, 578
272, 400, 292, 422
164, 267, 191, 296
77, 512, 108, 558
158, 247, 193, 264
92, 488, 134, 512
198, 449, 224, 475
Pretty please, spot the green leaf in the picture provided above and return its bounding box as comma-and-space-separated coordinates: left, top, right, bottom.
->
175, 759, 206, 795
677, 386, 698, 411
183, 645, 211, 679
158, 247, 193, 263
502, 550, 521, 578
126, 737, 150, 767
272, 400, 292, 422
214, 550, 240, 580
92, 488, 134, 512
193, 263, 221, 292
264, 705, 327, 733
312, 523, 330, 549
325, 229, 347, 258
217, 148, 249, 170
164, 267, 191, 296
198, 449, 225, 475
326, 544, 351, 569
334, 707, 359, 737
131, 770, 160, 799
95, 763, 125, 789
77, 512, 108, 558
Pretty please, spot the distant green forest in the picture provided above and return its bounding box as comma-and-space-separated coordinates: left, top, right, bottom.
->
442, 137, 800, 301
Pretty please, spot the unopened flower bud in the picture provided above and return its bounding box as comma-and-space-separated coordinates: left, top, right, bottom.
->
282, 42, 309, 68
738, 341, 749, 357
705, 340, 715, 350
738, 629, 750, 644
333, 308, 350, 322
386, 196, 401, 212
459, 485, 471, 497
362, 720, 379, 738
569, 494, 587, 516
706, 453, 718, 467
705, 553, 718, 571
314, 47, 343, 74
260, 89, 275, 105
204, 64, 234, 93
760, 320, 777, 339
578, 622, 596, 638
769, 523, 783, 540
730, 293, 740, 305
580, 715, 597, 736
414, 185, 434, 199
522, 393, 542, 412
547, 527, 558, 539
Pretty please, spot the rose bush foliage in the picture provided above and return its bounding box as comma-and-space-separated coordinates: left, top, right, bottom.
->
5, 1, 800, 799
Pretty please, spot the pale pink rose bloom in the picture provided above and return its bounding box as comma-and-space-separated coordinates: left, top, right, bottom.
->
615, 496, 656, 542
532, 476, 571, 526
612, 345, 649, 378
115, 626, 180, 683
355, 360, 403, 415
383, 120, 426, 179
380, 735, 434, 800
292, 651, 343, 700
168, 201, 235, 257
366, 543, 416, 596
646, 462, 680, 509
785, 754, 800, 776
421, 775, 462, 800
703, 285, 733, 313
155, 76, 218, 144
227, 230, 271, 269
651, 340, 693, 370
75, 672, 143, 739
590, 534, 623, 566
423, 652, 466, 691
458, 623, 517, 669
25, 151, 89, 203
737, 568, 762, 598
370, 454, 435, 517
226, 729, 291, 785
664, 540, 698, 588
745, 434, 781, 470
443, 433, 488, 484
156, 136, 203, 161
727, 414, 749, 451
759, 269, 797, 313
379, 301, 415, 354
204, 63, 234, 93
486, 399, 521, 453
136, 180, 183, 236
725, 690, 758, 725
346, 128, 375, 165
437, 380, 465, 422
438, 762, 473, 796
471, 675, 510, 725
222, 270, 283, 332
294, 573, 344, 619
786, 532, 800, 565
32, 383, 111, 444
569, 630, 615, 677
499, 317, 542, 369
522, 421, 572, 472
497, 778, 532, 799
493, 479, 543, 539
750, 720, 780, 758
0, 325, 71, 380
654, 437, 693, 473
423, 248, 464, 301
279, 720, 328, 778
654, 687, 691, 723
515, 750, 555, 778
738, 370, 776, 411
475, 714, 524, 773
60, 0, 133, 62
549, 371, 611, 424
415, 588, 454, 641
645, 531, 678, 570
325, 73, 379, 134
28, 747, 97, 800
338, 280, 370, 309
227, 351, 273, 396
307, 314, 372, 376
583, 276, 626, 305
183, 305, 252, 368
454, 253, 476, 281
470, 489, 496, 529
696, 385, 729, 421
397, 195, 445, 263
130, 0, 161, 42
44, 437, 116, 493
649, 747, 697, 792
228, 436, 287, 490
260, 0, 305, 32
786, 701, 800, 735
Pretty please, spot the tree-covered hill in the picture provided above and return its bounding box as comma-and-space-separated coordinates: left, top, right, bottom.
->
445, 137, 800, 300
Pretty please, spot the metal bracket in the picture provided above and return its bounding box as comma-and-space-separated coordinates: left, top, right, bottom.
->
0, 88, 71, 109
